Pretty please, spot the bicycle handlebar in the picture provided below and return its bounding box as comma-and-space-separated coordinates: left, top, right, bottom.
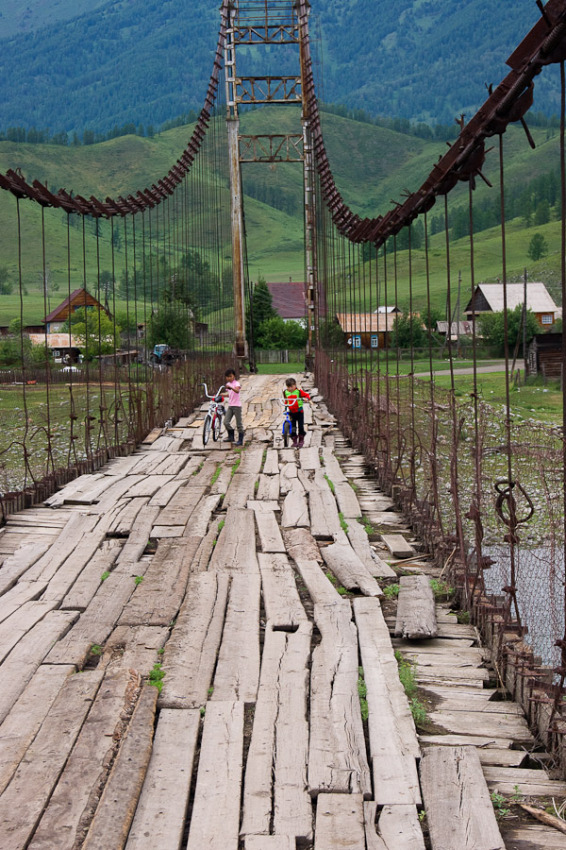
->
203, 382, 225, 400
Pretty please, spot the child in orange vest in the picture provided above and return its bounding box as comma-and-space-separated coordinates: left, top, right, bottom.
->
282, 377, 310, 448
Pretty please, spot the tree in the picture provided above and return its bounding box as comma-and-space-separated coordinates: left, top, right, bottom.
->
63, 307, 120, 360
255, 317, 307, 350
147, 301, 193, 350
478, 305, 539, 356
527, 233, 548, 262
248, 277, 277, 345
0, 266, 13, 295
391, 314, 427, 349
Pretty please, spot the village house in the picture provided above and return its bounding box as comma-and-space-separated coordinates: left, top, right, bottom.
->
266, 281, 307, 324
464, 282, 559, 329
335, 312, 396, 349
43, 287, 109, 333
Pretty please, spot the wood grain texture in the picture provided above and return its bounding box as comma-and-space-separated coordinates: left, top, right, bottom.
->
394, 574, 438, 639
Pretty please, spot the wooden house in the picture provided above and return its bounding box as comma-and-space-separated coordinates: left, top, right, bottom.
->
43, 288, 109, 333
336, 313, 396, 349
527, 332, 563, 379
267, 281, 307, 323
464, 282, 559, 329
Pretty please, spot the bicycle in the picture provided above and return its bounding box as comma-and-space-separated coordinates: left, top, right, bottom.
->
202, 383, 225, 445
277, 397, 299, 447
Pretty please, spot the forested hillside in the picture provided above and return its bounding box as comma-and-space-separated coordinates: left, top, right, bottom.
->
0, 0, 556, 136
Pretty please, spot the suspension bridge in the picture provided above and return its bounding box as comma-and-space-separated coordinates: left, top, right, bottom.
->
2, 0, 566, 846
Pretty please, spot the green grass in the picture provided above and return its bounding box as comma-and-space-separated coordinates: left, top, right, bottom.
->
357, 667, 369, 721
383, 583, 400, 599
255, 362, 305, 375
148, 663, 165, 693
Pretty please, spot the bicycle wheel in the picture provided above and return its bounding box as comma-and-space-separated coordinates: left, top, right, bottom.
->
212, 412, 222, 441
203, 414, 212, 445
282, 419, 291, 447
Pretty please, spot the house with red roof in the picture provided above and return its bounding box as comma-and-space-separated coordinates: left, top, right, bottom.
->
266, 281, 307, 323
43, 288, 109, 333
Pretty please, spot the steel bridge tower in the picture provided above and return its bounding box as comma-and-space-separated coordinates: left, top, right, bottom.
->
224, 0, 317, 366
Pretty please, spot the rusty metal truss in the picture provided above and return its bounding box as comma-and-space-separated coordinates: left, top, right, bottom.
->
232, 0, 299, 43
236, 75, 302, 104
239, 134, 304, 162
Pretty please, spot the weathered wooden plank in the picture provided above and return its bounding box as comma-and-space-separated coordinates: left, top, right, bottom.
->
0, 664, 74, 795
426, 710, 533, 742
376, 805, 426, 850
61, 538, 124, 609
354, 599, 420, 759
46, 559, 151, 667
125, 708, 200, 850
333, 482, 361, 518
381, 534, 416, 559
82, 686, 158, 850
262, 449, 280, 475
300, 446, 320, 470
107, 497, 149, 537
0, 668, 104, 850
309, 602, 371, 797
258, 553, 307, 626
308, 471, 343, 539
284, 527, 322, 564
354, 598, 421, 805
0, 542, 50, 596
212, 574, 261, 703
347, 519, 397, 578
363, 802, 388, 850
154, 479, 207, 527
148, 477, 185, 507
183, 494, 222, 537
105, 625, 169, 675
321, 537, 382, 597
482, 766, 566, 796
254, 509, 286, 553
241, 623, 312, 841
24, 512, 100, 583
41, 523, 118, 604
504, 823, 566, 850
247, 500, 280, 512
314, 793, 365, 850
0, 600, 57, 664
119, 536, 201, 627
159, 572, 230, 709
209, 508, 259, 574
210, 463, 233, 496
395, 574, 438, 640
0, 580, 48, 625
281, 482, 309, 528
294, 558, 342, 605
420, 746, 505, 850
279, 462, 298, 495
256, 473, 280, 500
44, 472, 106, 506
29, 668, 141, 850
186, 701, 244, 850
245, 838, 295, 850
223, 473, 259, 510
0, 610, 79, 724
192, 517, 223, 573
320, 448, 347, 483
238, 446, 264, 474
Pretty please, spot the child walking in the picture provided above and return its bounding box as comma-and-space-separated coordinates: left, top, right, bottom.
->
223, 368, 245, 446
282, 377, 310, 448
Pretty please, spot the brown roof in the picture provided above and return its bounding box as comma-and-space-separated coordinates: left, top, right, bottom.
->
336, 313, 397, 333
267, 282, 307, 320
44, 288, 105, 324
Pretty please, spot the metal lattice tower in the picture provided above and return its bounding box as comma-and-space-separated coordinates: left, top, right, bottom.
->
224, 0, 317, 364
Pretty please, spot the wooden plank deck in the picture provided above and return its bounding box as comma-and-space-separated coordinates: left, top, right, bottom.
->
0, 374, 559, 849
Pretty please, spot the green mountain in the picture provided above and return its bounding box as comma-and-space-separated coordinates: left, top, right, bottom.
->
0, 108, 562, 327
0, 0, 557, 136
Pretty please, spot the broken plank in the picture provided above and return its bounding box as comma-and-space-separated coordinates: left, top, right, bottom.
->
125, 709, 200, 850
82, 686, 158, 850
107, 497, 149, 537
420, 746, 505, 850
256, 473, 280, 501
159, 572, 230, 709
363, 802, 388, 850
314, 793, 365, 850
395, 574, 438, 640
346, 519, 394, 579
299, 446, 320, 470
427, 710, 534, 743
223, 473, 258, 510
186, 701, 244, 850
309, 602, 371, 798
281, 483, 309, 528
284, 527, 322, 564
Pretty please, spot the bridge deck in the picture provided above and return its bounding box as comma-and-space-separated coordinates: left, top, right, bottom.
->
0, 374, 564, 849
